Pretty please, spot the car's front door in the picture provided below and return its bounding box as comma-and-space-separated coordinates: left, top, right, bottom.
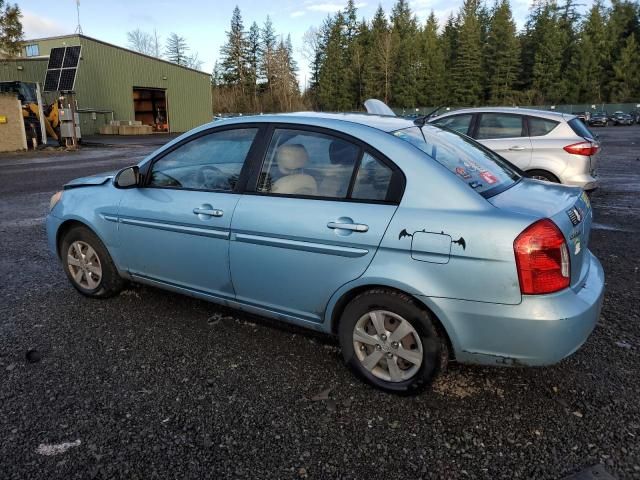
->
472, 113, 532, 170
117, 126, 261, 298
228, 127, 403, 324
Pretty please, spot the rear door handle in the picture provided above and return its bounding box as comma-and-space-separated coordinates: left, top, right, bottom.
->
193, 207, 223, 217
327, 222, 369, 232
508, 145, 526, 151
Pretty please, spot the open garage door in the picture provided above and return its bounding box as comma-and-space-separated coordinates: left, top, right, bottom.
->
133, 87, 168, 132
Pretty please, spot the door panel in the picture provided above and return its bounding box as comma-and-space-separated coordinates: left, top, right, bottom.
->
119, 189, 239, 298
474, 113, 532, 170
229, 196, 397, 321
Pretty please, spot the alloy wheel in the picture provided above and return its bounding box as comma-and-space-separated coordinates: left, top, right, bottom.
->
67, 241, 102, 290
352, 310, 423, 382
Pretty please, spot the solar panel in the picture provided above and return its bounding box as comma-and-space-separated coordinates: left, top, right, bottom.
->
62, 46, 81, 68
48, 48, 65, 69
43, 46, 82, 92
58, 68, 77, 91
44, 69, 60, 92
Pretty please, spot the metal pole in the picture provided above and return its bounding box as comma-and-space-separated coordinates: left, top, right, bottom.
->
68, 93, 78, 149
35, 82, 47, 145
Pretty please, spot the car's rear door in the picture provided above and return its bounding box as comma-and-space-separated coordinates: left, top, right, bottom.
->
117, 125, 263, 298
228, 126, 403, 324
471, 113, 532, 169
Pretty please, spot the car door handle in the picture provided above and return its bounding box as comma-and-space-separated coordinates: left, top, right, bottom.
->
193, 207, 223, 217
508, 145, 526, 151
327, 222, 369, 232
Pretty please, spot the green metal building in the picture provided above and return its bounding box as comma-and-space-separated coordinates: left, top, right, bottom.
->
0, 34, 212, 135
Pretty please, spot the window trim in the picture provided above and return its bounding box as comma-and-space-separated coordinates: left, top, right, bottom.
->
471, 112, 528, 140
243, 123, 405, 205
139, 123, 268, 194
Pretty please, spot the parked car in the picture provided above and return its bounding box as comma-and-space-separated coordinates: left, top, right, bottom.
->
610, 111, 634, 126
588, 112, 609, 127
572, 111, 590, 123
46, 113, 604, 394
429, 107, 599, 191
629, 110, 640, 124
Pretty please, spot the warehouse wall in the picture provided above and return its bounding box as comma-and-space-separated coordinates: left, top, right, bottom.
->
76, 36, 212, 134
2, 35, 213, 135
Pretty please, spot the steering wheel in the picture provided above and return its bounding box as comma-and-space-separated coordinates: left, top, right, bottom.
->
197, 165, 229, 191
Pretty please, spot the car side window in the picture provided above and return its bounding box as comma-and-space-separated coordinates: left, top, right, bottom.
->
351, 153, 393, 201
528, 117, 559, 137
476, 113, 524, 139
433, 114, 473, 135
257, 129, 361, 199
148, 128, 258, 191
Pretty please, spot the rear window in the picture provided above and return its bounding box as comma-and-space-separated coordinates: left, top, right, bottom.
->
392, 125, 521, 197
568, 118, 595, 140
528, 116, 559, 136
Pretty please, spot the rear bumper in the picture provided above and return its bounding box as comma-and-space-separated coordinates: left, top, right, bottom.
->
423, 251, 604, 366
564, 171, 598, 191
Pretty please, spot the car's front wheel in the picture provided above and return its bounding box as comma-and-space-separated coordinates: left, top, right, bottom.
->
339, 289, 445, 394
60, 225, 125, 298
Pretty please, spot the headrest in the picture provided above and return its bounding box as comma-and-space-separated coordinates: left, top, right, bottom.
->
329, 139, 360, 165
276, 144, 309, 174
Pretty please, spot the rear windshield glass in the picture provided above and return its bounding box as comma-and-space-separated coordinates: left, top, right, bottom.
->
392, 125, 520, 197
568, 118, 595, 140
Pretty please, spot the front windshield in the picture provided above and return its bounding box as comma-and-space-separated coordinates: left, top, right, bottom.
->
392, 125, 520, 197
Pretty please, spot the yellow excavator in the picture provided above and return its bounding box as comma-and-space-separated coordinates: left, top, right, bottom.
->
0, 81, 62, 145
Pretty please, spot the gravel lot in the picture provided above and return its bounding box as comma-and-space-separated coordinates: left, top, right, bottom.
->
1, 127, 639, 479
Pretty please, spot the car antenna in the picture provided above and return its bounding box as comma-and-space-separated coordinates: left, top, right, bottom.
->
414, 105, 444, 126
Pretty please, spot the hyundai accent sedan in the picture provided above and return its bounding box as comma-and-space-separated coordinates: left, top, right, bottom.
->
46, 113, 605, 394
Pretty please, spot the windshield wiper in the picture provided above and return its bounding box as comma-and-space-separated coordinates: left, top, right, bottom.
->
413, 106, 444, 126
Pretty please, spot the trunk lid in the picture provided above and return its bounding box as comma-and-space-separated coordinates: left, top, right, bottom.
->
489, 179, 593, 288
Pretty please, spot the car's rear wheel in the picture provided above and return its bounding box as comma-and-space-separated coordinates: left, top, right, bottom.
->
526, 170, 560, 183
338, 289, 445, 394
60, 226, 124, 298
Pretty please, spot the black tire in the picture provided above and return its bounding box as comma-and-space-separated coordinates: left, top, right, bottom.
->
526, 169, 560, 183
338, 289, 446, 395
60, 225, 125, 298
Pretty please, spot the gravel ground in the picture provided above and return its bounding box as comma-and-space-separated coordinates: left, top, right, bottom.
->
0, 126, 639, 479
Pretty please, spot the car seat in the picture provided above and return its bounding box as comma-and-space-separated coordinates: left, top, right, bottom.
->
272, 144, 318, 196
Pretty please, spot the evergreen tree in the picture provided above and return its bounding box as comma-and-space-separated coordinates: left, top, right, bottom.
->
441, 13, 458, 94
247, 21, 261, 109
219, 6, 248, 87
365, 5, 393, 103
317, 13, 352, 110
389, 0, 419, 108
164, 33, 189, 66
0, 0, 22, 58
610, 33, 640, 101
417, 12, 446, 107
605, 0, 640, 99
485, 0, 521, 104
259, 16, 277, 106
569, 1, 608, 103
451, 0, 483, 105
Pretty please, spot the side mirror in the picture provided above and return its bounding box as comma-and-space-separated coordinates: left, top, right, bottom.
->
114, 166, 140, 188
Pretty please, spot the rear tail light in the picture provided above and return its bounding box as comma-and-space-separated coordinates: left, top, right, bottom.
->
563, 141, 599, 156
514, 219, 570, 295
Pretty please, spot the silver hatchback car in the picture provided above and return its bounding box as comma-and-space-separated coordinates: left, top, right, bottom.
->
430, 107, 600, 191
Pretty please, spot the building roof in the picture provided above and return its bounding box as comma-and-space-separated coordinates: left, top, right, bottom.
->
21, 34, 210, 76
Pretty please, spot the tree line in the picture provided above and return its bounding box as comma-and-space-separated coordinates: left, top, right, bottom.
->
214, 0, 639, 113
213, 7, 303, 113
306, 0, 640, 111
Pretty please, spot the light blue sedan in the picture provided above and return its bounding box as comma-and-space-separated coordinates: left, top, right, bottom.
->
46, 113, 605, 394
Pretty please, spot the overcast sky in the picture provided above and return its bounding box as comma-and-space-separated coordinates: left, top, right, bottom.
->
19, 0, 543, 86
